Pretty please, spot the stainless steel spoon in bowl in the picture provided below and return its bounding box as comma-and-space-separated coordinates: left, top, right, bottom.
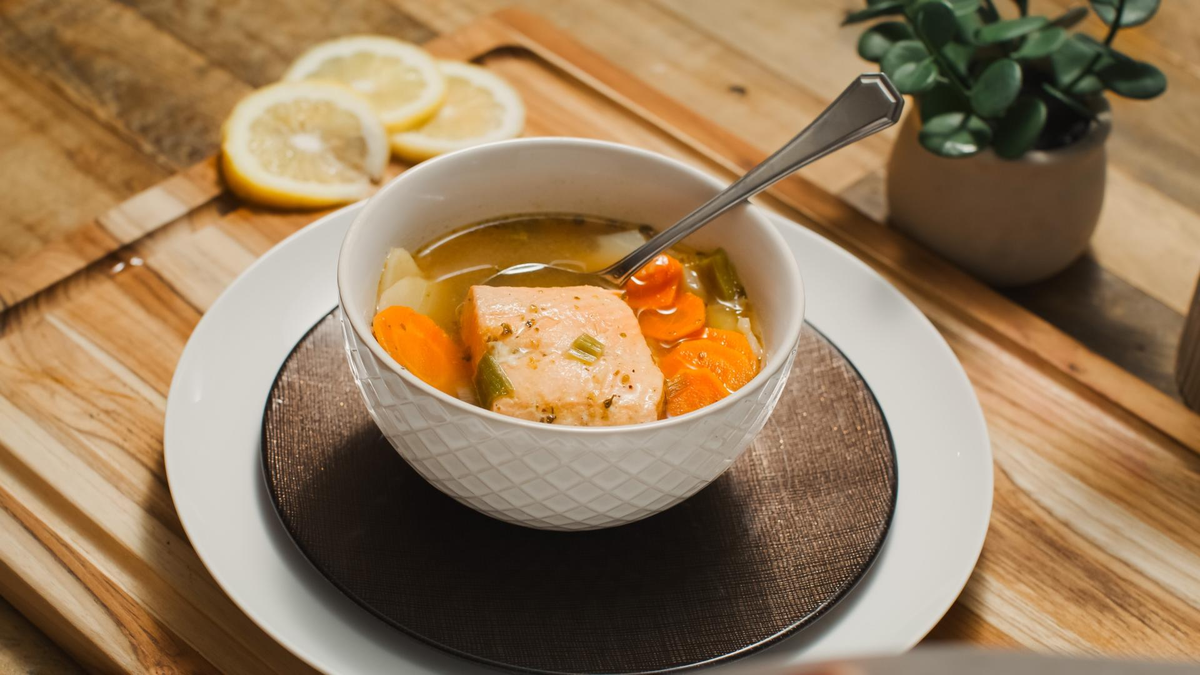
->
483, 73, 903, 289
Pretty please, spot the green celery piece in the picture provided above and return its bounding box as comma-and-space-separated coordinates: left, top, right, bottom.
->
701, 249, 745, 302
566, 333, 605, 364
475, 352, 514, 408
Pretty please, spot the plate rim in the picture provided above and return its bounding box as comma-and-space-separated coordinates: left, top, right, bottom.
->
165, 203, 992, 674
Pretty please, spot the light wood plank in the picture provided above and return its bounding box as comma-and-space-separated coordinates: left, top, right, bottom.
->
0, 0, 251, 168
0, 58, 166, 265
1091, 167, 1200, 315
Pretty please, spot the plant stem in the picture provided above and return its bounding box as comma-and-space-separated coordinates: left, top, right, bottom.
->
909, 14, 972, 92
1105, 0, 1126, 45
981, 0, 1000, 21
1064, 0, 1123, 92
1064, 52, 1102, 92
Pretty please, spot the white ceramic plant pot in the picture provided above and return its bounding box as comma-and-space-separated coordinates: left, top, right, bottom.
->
886, 105, 1111, 287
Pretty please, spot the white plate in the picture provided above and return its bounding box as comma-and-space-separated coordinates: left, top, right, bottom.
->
165, 204, 992, 673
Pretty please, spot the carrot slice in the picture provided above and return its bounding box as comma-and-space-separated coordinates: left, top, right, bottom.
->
372, 306, 468, 396
664, 338, 757, 390
624, 254, 682, 310
625, 282, 676, 311
638, 292, 706, 341
665, 368, 728, 417
703, 328, 758, 365
629, 254, 683, 292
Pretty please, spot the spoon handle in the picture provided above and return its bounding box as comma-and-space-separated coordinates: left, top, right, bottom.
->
605, 74, 903, 286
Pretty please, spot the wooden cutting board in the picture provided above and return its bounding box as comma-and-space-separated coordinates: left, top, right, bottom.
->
0, 10, 1196, 672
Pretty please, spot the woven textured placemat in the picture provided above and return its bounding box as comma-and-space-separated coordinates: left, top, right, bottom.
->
262, 312, 897, 674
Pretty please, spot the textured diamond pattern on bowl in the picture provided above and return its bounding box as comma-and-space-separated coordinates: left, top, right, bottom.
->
341, 310, 798, 530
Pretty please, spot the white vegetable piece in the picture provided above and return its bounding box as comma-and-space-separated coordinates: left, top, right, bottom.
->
377, 276, 429, 313
379, 247, 421, 291
737, 316, 764, 361
586, 229, 647, 269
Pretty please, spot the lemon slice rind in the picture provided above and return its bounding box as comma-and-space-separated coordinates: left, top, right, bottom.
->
283, 35, 446, 132
221, 81, 389, 209
390, 61, 525, 162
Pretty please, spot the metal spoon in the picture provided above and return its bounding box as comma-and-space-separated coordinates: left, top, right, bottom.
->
484, 73, 903, 289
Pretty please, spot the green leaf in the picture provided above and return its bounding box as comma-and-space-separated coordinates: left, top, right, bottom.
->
949, 0, 981, 15
843, 1, 906, 24
975, 16, 1049, 44
1049, 6, 1090, 28
918, 80, 971, 121
1051, 34, 1110, 86
1011, 27, 1067, 60
993, 96, 1047, 158
915, 1, 959, 48
858, 21, 915, 62
942, 42, 975, 77
895, 59, 940, 94
1090, 0, 1160, 28
971, 59, 1022, 117
955, 11, 984, 44
1098, 59, 1167, 98
1068, 74, 1105, 95
882, 40, 939, 93
919, 112, 993, 157
882, 40, 930, 72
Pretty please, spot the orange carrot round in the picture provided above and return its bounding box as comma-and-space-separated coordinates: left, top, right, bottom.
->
624, 254, 682, 310
664, 338, 757, 390
372, 306, 468, 396
625, 283, 677, 311
665, 368, 728, 417
703, 328, 758, 366
629, 254, 682, 292
638, 292, 705, 341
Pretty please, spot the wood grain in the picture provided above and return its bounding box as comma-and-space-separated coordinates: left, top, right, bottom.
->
0, 8, 1196, 671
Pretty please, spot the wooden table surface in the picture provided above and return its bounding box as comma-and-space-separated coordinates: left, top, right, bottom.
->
0, 0, 1197, 670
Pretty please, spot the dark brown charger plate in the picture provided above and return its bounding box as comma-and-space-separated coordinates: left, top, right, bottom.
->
262, 312, 897, 674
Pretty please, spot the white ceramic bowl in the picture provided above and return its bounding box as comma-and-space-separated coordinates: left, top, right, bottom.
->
337, 138, 804, 530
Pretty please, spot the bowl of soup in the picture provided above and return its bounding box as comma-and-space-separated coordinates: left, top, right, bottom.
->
338, 138, 804, 530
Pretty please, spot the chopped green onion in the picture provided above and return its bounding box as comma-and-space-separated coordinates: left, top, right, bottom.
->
475, 352, 513, 408
701, 248, 744, 302
705, 303, 739, 331
566, 333, 605, 364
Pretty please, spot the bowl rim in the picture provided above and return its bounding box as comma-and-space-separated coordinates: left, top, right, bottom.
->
337, 137, 805, 435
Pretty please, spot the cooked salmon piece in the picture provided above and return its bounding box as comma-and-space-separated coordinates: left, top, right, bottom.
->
461, 285, 664, 425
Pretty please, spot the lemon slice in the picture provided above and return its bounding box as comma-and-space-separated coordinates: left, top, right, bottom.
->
283, 36, 445, 131
221, 81, 389, 209
390, 61, 525, 162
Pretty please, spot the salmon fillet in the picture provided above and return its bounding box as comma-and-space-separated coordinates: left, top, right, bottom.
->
461, 285, 664, 426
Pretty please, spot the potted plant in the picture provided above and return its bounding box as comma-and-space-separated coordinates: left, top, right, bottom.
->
846, 0, 1166, 286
